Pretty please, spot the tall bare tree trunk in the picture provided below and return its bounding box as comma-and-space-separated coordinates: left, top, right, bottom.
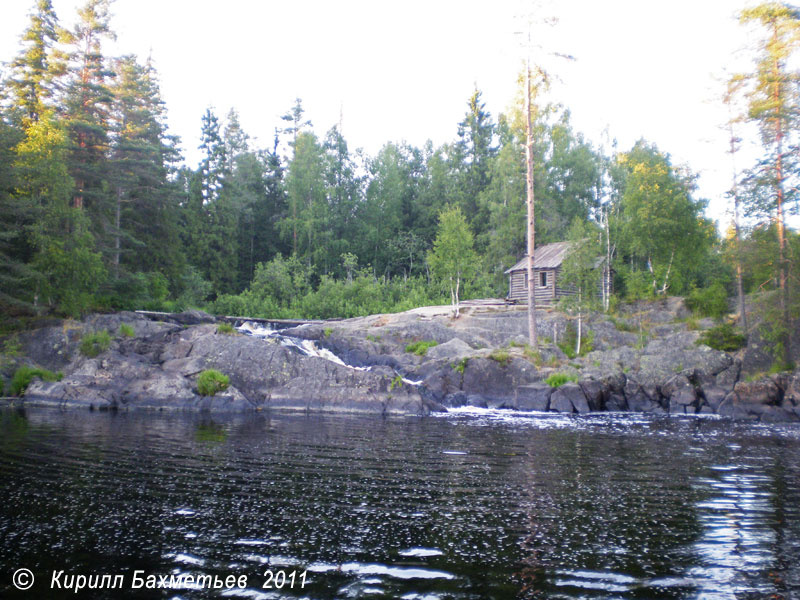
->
113, 185, 121, 279
773, 50, 790, 366
525, 63, 537, 349
725, 93, 747, 333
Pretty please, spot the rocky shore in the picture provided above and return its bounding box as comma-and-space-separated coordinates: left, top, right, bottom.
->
2, 299, 799, 421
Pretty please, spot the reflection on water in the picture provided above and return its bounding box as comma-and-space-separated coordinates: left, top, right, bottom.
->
0, 408, 799, 599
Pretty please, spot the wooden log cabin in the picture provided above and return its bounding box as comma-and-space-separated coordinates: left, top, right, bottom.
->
505, 241, 611, 305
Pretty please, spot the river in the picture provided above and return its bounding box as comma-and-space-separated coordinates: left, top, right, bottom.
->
1, 408, 799, 599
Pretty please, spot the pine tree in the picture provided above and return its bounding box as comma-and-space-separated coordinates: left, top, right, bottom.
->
736, 2, 800, 367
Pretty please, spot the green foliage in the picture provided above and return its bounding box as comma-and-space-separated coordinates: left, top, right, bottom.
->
488, 349, 512, 366
1, 335, 22, 369
11, 366, 62, 396
118, 323, 135, 338
216, 322, 236, 335
614, 141, 713, 296
619, 267, 655, 301
452, 357, 469, 374
405, 340, 438, 356
390, 375, 403, 391
696, 323, 746, 352
509, 340, 541, 365
685, 283, 729, 319
323, 327, 333, 338
175, 266, 213, 310
608, 315, 637, 332
545, 373, 578, 388
557, 324, 594, 358
215, 270, 446, 321
79, 330, 111, 358
428, 205, 477, 315
196, 369, 230, 397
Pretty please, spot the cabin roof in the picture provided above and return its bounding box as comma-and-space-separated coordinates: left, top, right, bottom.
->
505, 241, 573, 273
505, 240, 605, 274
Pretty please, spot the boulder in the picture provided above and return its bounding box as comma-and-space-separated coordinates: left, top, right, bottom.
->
784, 371, 800, 406
459, 357, 537, 407
733, 379, 780, 406
579, 378, 606, 411
661, 373, 697, 414
515, 383, 552, 412
425, 338, 475, 362
605, 393, 628, 412
623, 378, 664, 414
550, 383, 589, 414
701, 386, 729, 411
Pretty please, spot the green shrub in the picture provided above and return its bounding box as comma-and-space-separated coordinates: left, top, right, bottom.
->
405, 340, 438, 356
685, 283, 729, 320
324, 327, 333, 338
488, 349, 511, 366
196, 369, 230, 397
216, 322, 236, 335
452, 357, 469, 374
118, 323, 135, 338
390, 375, 403, 391
545, 373, 578, 388
11, 366, 63, 396
80, 330, 111, 358
696, 323, 746, 352
557, 324, 594, 359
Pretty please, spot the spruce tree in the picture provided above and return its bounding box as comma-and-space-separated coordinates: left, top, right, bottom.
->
6, 0, 65, 128
108, 55, 184, 285
61, 0, 115, 247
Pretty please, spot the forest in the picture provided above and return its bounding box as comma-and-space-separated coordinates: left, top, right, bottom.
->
0, 0, 798, 369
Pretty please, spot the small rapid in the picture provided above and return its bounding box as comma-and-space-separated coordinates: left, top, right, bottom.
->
235, 320, 424, 386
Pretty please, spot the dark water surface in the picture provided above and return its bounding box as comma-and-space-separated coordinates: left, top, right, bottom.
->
1, 408, 800, 599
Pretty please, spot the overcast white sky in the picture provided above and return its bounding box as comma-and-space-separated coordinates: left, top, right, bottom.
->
1, 0, 779, 228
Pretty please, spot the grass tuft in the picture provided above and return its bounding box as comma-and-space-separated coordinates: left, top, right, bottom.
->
405, 340, 438, 356
197, 369, 230, 396
545, 372, 578, 388
80, 330, 111, 358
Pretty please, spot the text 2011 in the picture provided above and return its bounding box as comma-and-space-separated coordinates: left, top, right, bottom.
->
262, 570, 307, 589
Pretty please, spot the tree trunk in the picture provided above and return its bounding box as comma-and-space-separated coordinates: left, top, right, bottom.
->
525, 63, 537, 349
576, 294, 582, 357
659, 250, 674, 295
455, 275, 461, 318
772, 49, 790, 366
113, 185, 121, 279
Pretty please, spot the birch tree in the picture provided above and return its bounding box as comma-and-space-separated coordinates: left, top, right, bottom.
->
428, 206, 477, 318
